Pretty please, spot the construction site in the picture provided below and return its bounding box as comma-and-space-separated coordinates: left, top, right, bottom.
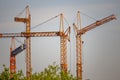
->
0, 5, 117, 80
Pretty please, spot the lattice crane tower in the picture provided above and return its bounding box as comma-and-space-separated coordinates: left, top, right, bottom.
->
73, 11, 116, 80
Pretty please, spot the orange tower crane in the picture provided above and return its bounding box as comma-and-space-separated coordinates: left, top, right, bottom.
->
73, 11, 116, 80
0, 6, 70, 77
14, 5, 31, 77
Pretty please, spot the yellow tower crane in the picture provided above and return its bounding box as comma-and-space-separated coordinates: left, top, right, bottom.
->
73, 11, 116, 80
0, 6, 70, 78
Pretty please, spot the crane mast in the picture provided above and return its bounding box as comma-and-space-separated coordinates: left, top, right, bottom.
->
10, 37, 16, 78
77, 11, 83, 80
73, 12, 116, 80
60, 13, 70, 72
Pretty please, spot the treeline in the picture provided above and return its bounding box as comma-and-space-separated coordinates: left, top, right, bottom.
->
0, 63, 77, 80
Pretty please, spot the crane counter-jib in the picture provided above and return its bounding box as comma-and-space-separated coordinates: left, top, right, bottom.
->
0, 32, 60, 38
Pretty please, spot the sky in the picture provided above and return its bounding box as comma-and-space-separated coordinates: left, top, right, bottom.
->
0, 0, 120, 80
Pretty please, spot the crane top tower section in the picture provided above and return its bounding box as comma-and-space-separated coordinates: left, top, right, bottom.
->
14, 6, 31, 33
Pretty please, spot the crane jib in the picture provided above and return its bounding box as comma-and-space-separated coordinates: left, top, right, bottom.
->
11, 44, 26, 56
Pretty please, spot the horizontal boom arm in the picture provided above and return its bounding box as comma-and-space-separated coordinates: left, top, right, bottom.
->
78, 14, 116, 35
0, 32, 60, 38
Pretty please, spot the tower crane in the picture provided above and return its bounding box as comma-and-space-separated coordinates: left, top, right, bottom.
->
0, 6, 70, 78
73, 11, 116, 80
14, 5, 31, 78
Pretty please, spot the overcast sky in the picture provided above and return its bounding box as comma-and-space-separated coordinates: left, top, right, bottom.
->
0, 0, 120, 80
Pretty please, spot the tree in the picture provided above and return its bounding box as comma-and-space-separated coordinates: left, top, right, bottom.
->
0, 63, 77, 80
